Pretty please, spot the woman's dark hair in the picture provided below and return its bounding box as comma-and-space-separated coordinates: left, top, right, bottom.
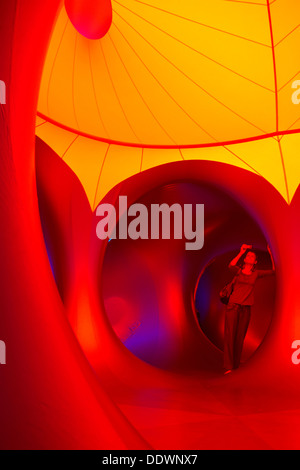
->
238, 249, 258, 271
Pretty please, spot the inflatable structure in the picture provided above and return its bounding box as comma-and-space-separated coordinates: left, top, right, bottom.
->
0, 0, 300, 449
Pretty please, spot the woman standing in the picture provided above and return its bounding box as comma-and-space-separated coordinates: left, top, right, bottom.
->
224, 244, 275, 374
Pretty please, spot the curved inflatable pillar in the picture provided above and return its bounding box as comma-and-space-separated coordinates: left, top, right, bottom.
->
35, 137, 174, 387
0, 0, 149, 449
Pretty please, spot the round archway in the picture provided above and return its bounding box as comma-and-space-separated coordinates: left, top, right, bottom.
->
101, 177, 276, 372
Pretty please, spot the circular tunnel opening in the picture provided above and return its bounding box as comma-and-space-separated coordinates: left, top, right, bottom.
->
101, 179, 276, 372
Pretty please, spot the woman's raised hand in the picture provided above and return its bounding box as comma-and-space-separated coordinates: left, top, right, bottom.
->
240, 244, 252, 254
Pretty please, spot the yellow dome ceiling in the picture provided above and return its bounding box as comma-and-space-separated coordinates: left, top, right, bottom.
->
36, 0, 300, 207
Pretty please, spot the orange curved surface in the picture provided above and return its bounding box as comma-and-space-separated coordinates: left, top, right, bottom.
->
36, 1, 300, 206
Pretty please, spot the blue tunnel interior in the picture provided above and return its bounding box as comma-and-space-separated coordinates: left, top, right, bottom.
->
101, 180, 276, 372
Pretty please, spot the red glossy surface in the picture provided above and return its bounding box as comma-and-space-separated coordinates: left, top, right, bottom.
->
65, 0, 112, 39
